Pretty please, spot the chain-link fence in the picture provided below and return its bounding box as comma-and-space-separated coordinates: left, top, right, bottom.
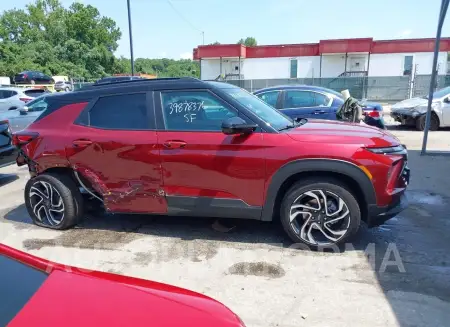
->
72, 74, 450, 102
412, 75, 450, 97
224, 75, 450, 102
73, 82, 94, 90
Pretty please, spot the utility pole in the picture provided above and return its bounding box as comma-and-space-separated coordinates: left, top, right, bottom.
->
127, 0, 135, 76
202, 31, 205, 45
421, 0, 449, 155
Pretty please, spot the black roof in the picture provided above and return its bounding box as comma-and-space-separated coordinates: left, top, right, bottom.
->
94, 76, 147, 85
46, 78, 239, 105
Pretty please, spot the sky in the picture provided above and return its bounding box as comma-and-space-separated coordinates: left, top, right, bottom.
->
2, 0, 450, 60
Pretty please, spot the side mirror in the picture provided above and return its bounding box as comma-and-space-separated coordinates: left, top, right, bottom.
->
221, 117, 258, 135
444, 96, 450, 103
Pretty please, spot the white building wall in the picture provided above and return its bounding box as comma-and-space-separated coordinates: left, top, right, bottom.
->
368, 52, 448, 76
201, 59, 221, 80
296, 57, 321, 78
200, 59, 243, 80
236, 56, 321, 79
241, 58, 290, 79
413, 52, 447, 75
320, 54, 346, 78
200, 52, 448, 79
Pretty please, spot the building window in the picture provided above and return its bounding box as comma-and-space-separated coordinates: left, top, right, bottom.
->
403, 56, 413, 76
290, 59, 298, 78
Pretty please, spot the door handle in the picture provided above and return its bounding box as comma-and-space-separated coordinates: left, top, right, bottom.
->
163, 140, 187, 149
72, 139, 93, 148
312, 110, 326, 115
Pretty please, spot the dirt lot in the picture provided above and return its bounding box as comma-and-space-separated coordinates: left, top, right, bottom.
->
1, 125, 449, 327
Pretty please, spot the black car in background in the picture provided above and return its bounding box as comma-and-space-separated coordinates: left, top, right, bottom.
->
0, 120, 17, 169
14, 71, 55, 85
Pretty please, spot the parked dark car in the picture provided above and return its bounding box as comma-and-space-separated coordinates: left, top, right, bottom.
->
14, 71, 55, 85
14, 78, 409, 248
253, 85, 385, 129
94, 76, 146, 85
0, 119, 17, 168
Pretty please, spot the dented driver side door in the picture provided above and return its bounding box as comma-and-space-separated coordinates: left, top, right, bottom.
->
66, 91, 166, 214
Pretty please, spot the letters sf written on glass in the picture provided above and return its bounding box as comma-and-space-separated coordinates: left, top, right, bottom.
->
168, 101, 205, 123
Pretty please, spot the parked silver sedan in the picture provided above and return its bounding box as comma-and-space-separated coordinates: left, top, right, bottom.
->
0, 87, 49, 113
391, 86, 450, 131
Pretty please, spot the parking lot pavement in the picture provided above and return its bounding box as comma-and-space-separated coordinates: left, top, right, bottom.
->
1, 129, 450, 327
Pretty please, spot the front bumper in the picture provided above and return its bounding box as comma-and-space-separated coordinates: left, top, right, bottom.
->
0, 145, 18, 168
367, 193, 409, 227
366, 154, 410, 227
390, 108, 424, 125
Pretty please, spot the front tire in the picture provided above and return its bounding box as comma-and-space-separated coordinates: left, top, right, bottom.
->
416, 113, 439, 131
25, 173, 84, 230
280, 178, 361, 248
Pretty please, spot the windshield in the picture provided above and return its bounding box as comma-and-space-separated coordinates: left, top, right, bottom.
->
222, 87, 293, 130
425, 86, 450, 99
0, 255, 48, 326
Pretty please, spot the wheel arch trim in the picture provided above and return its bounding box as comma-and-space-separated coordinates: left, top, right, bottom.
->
261, 158, 377, 221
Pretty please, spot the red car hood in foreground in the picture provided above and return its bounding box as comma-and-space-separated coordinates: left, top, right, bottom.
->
1, 244, 244, 327
286, 119, 400, 147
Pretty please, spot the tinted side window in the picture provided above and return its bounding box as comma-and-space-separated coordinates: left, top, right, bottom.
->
24, 89, 46, 97
161, 91, 238, 131
257, 91, 280, 107
284, 91, 315, 108
27, 98, 49, 112
0, 90, 16, 99
314, 93, 331, 106
284, 91, 330, 108
89, 93, 150, 130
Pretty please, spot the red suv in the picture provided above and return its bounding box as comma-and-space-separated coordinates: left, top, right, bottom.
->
13, 78, 410, 248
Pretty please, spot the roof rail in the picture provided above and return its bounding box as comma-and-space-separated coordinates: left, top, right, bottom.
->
90, 76, 200, 87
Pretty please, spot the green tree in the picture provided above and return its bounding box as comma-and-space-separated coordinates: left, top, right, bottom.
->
0, 0, 199, 81
0, 0, 121, 80
237, 37, 257, 47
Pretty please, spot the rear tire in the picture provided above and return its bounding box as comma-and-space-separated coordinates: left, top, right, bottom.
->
280, 177, 361, 249
416, 113, 439, 131
25, 173, 84, 230
30, 80, 35, 85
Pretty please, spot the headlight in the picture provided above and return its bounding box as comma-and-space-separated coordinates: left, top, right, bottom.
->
366, 145, 407, 156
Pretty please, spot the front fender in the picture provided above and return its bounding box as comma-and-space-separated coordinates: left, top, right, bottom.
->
261, 159, 377, 221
